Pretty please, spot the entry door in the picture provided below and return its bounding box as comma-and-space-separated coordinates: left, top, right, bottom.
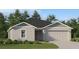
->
35, 30, 43, 41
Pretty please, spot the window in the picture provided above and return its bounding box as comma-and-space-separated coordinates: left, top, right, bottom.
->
21, 30, 25, 38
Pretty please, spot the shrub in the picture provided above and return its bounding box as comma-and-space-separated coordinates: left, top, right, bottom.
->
25, 40, 28, 42
23, 40, 28, 44
28, 41, 34, 44
34, 41, 41, 44
74, 39, 76, 41
71, 38, 79, 42
18, 41, 23, 44
13, 40, 18, 44
44, 40, 48, 42
42, 40, 48, 42
27, 41, 41, 44
0, 40, 4, 44
4, 39, 13, 44
71, 38, 75, 41
75, 39, 78, 42
12, 40, 24, 44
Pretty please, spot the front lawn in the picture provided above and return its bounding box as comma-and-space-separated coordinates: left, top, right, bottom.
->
0, 43, 58, 49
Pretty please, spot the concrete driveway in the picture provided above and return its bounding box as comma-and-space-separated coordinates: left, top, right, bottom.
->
49, 40, 79, 49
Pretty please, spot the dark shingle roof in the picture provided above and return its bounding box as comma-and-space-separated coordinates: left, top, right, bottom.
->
26, 19, 51, 28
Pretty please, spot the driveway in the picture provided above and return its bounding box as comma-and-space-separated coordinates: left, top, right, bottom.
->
49, 40, 79, 49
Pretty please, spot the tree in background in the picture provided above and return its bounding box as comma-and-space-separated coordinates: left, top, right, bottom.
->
31, 10, 41, 20
8, 14, 15, 26
61, 20, 66, 24
8, 9, 29, 26
66, 18, 78, 38
8, 9, 21, 26
46, 15, 57, 23
0, 13, 7, 38
21, 11, 29, 21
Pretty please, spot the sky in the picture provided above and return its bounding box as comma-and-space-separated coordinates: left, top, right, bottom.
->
0, 9, 79, 21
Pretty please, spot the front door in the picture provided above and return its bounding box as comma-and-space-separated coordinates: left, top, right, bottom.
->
35, 30, 43, 41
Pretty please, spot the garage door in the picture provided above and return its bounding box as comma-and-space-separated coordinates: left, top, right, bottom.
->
47, 30, 69, 41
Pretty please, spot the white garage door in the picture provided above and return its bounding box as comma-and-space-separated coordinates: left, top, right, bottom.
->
47, 30, 70, 41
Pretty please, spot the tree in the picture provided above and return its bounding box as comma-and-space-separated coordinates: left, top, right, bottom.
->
61, 20, 66, 24
8, 9, 21, 26
75, 29, 79, 37
8, 10, 30, 26
46, 15, 57, 22
31, 10, 41, 20
21, 11, 29, 21
8, 14, 15, 26
8, 9, 22, 26
66, 18, 78, 38
0, 13, 7, 38
14, 9, 22, 23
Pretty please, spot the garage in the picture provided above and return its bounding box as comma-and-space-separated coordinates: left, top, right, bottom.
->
44, 26, 71, 41
47, 30, 70, 41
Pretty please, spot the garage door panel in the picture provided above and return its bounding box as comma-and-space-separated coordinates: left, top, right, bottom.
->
47, 30, 69, 41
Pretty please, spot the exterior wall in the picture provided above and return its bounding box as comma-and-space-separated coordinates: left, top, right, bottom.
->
43, 27, 71, 41
8, 26, 35, 41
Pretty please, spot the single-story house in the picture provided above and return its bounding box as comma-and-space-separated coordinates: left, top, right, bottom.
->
7, 19, 73, 41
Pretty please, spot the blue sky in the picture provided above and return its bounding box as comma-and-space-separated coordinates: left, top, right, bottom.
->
0, 9, 79, 21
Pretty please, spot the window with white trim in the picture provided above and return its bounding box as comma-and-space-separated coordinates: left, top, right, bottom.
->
21, 30, 25, 38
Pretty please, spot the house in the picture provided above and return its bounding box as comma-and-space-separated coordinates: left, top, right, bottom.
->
7, 19, 72, 41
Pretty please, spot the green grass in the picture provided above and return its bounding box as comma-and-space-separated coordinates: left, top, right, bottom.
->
0, 43, 58, 49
